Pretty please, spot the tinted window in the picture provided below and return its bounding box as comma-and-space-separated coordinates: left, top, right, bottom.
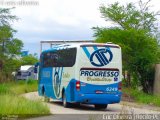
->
43, 48, 77, 67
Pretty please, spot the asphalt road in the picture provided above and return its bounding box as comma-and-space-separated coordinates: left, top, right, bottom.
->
23, 92, 160, 120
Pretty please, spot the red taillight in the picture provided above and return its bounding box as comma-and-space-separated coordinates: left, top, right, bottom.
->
76, 81, 80, 91
118, 82, 122, 91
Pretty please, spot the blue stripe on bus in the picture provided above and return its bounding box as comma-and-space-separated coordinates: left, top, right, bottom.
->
93, 46, 98, 51
60, 67, 63, 81
106, 47, 111, 51
82, 47, 90, 59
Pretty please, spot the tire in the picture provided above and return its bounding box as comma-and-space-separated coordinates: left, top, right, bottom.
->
94, 104, 108, 110
75, 102, 80, 107
62, 92, 70, 108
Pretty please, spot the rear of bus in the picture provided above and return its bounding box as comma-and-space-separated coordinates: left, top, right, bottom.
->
74, 43, 122, 108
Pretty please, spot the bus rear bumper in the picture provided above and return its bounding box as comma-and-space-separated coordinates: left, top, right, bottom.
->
74, 93, 121, 104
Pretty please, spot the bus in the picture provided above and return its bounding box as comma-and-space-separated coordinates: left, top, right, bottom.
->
38, 43, 122, 109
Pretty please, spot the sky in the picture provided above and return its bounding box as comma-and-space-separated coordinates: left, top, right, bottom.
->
0, 0, 160, 56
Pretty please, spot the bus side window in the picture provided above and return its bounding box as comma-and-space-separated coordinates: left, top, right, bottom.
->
51, 53, 59, 66
42, 48, 76, 68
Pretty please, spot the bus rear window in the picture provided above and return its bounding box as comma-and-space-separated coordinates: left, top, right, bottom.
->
43, 48, 77, 67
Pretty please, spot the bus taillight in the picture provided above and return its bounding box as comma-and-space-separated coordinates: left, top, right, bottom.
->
76, 81, 80, 91
118, 82, 122, 91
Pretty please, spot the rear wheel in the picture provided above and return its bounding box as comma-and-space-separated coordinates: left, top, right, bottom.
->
94, 104, 108, 110
62, 92, 70, 108
75, 102, 80, 107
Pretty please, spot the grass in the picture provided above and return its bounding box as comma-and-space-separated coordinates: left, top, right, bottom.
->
0, 80, 50, 116
122, 87, 160, 107
0, 79, 38, 95
0, 94, 50, 115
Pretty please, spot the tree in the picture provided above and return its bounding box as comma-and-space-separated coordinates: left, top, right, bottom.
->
98, 0, 159, 33
6, 38, 23, 57
21, 54, 38, 65
0, 8, 18, 26
93, 0, 160, 93
0, 8, 19, 57
0, 8, 23, 82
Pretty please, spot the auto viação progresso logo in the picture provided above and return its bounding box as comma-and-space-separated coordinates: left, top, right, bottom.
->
83, 47, 113, 67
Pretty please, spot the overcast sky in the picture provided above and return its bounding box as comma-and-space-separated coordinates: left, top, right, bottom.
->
0, 0, 160, 55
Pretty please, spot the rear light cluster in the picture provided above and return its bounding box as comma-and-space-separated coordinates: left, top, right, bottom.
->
118, 82, 122, 91
76, 81, 80, 91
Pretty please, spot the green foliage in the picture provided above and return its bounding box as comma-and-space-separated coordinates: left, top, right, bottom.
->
0, 80, 50, 116
0, 8, 18, 26
3, 58, 21, 72
99, 1, 158, 32
0, 84, 10, 94
94, 28, 159, 70
0, 8, 24, 82
0, 94, 50, 115
93, 0, 160, 93
6, 38, 23, 56
0, 10, 21, 57
123, 87, 160, 106
0, 80, 38, 95
21, 54, 39, 65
